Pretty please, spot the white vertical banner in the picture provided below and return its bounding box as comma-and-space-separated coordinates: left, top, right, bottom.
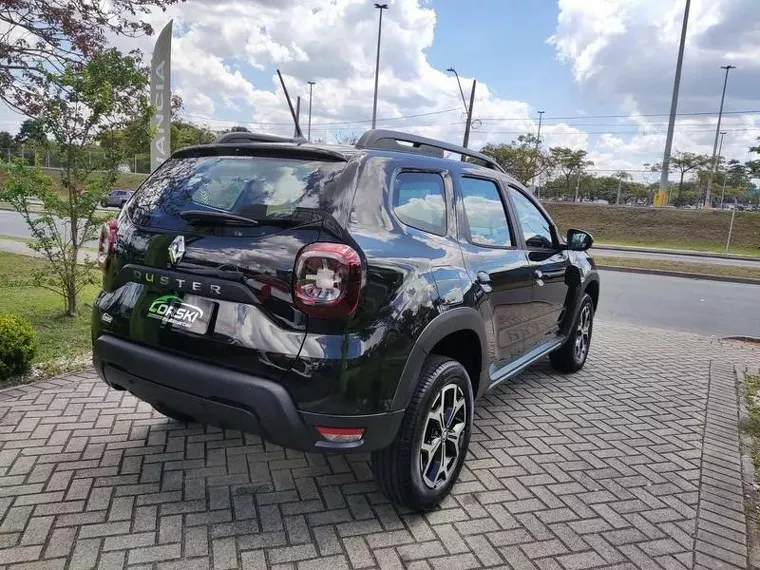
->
150, 20, 172, 172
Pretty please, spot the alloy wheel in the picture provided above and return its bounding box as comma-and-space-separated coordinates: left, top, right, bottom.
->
419, 383, 467, 489
574, 304, 592, 363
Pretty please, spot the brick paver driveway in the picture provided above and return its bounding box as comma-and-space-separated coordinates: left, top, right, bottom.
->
1, 322, 759, 570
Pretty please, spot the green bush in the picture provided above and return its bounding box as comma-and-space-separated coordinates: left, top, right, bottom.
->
0, 314, 38, 381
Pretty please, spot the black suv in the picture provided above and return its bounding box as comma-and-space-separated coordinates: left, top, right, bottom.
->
92, 129, 599, 510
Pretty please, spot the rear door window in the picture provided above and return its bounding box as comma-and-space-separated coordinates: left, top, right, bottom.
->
128, 155, 347, 231
392, 171, 447, 236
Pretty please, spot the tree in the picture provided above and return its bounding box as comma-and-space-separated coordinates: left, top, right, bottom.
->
0, 131, 13, 154
648, 151, 710, 206
747, 137, 760, 180
670, 152, 710, 206
0, 49, 152, 317
171, 121, 217, 152
613, 171, 632, 205
481, 134, 553, 186
14, 119, 47, 145
0, 0, 183, 114
549, 147, 594, 200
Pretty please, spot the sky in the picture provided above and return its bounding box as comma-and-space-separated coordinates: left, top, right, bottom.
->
2, 0, 759, 182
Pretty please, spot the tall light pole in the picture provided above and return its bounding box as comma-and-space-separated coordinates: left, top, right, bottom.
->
307, 81, 315, 143
446, 68, 469, 113
654, 0, 691, 208
705, 65, 735, 208
371, 4, 389, 130
532, 110, 545, 194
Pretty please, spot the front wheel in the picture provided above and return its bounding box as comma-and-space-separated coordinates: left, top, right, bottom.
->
371, 356, 473, 511
550, 293, 594, 373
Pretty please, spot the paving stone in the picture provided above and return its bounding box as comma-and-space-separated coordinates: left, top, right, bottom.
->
0, 323, 757, 569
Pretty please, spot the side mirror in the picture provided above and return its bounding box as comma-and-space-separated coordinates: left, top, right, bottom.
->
566, 229, 593, 251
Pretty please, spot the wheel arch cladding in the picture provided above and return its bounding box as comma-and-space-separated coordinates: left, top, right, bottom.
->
390, 307, 488, 410
584, 278, 599, 310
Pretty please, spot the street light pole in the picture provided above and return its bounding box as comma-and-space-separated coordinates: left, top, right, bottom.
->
532, 110, 545, 194
717, 131, 729, 207
446, 68, 469, 113
705, 65, 735, 208
371, 3, 389, 130
654, 0, 691, 208
307, 81, 315, 143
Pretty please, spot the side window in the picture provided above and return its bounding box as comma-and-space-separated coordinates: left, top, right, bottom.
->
459, 177, 513, 247
508, 187, 554, 249
393, 172, 447, 236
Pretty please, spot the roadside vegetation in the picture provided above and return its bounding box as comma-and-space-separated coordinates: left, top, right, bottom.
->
547, 203, 760, 257
0, 252, 99, 382
594, 255, 760, 281
743, 374, 760, 499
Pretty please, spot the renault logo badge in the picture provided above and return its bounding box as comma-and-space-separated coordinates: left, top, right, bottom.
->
168, 235, 186, 265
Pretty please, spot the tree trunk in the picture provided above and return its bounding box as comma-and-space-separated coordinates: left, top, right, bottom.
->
677, 172, 685, 206
66, 283, 77, 317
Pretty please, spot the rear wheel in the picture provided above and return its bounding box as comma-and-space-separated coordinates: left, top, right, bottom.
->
152, 403, 193, 424
550, 293, 594, 373
371, 356, 473, 511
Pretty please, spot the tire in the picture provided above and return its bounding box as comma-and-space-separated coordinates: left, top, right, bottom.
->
152, 403, 194, 424
371, 356, 473, 511
550, 293, 594, 373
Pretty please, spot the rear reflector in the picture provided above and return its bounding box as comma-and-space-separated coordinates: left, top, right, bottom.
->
315, 426, 365, 443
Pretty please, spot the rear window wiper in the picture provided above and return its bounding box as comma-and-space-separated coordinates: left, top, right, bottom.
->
179, 210, 259, 226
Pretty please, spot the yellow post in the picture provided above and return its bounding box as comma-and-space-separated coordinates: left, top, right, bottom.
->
653, 187, 668, 207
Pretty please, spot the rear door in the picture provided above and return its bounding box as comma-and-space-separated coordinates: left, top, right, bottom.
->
454, 174, 535, 365
507, 185, 571, 340
98, 147, 351, 383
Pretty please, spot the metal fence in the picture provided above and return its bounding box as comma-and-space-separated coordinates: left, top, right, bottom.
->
1, 147, 152, 174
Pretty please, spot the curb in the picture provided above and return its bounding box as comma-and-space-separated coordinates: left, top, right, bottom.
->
734, 366, 760, 570
597, 264, 760, 285
594, 243, 760, 262
723, 336, 760, 345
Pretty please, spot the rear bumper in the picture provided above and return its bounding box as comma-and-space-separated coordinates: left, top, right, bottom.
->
93, 335, 404, 453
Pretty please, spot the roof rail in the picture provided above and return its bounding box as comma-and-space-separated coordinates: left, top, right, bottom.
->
355, 129, 505, 172
213, 132, 307, 145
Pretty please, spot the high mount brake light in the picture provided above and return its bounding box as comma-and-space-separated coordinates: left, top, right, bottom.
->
293, 243, 363, 318
97, 219, 118, 272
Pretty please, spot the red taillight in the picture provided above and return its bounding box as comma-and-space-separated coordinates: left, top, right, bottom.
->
293, 243, 363, 318
97, 219, 118, 272
315, 426, 365, 443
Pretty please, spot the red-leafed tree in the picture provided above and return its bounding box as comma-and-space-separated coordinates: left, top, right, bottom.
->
0, 0, 184, 114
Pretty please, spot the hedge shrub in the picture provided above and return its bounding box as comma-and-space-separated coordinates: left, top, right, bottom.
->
0, 314, 38, 381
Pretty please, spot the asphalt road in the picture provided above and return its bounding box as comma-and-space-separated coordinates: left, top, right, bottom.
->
0, 209, 100, 248
596, 269, 760, 338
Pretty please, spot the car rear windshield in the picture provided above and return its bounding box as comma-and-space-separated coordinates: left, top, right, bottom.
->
127, 155, 347, 231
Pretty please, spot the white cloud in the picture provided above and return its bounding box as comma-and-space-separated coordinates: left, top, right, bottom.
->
2, 0, 758, 186
550, 0, 760, 177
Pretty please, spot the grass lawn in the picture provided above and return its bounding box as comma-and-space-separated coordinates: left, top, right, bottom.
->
0, 251, 99, 367
545, 202, 760, 258
594, 255, 760, 281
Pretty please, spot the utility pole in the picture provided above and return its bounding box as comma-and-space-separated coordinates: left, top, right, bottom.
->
307, 81, 315, 143
371, 4, 389, 129
616, 177, 623, 205
574, 173, 581, 202
654, 0, 691, 208
532, 110, 545, 194
294, 96, 301, 139
718, 131, 728, 207
705, 65, 735, 208
462, 79, 476, 153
